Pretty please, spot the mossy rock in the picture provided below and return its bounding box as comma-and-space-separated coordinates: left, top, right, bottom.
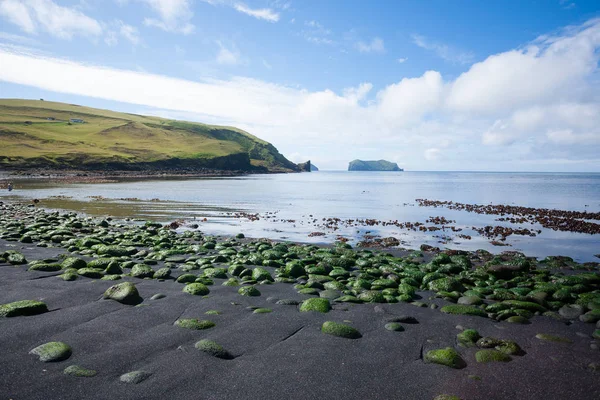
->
7, 252, 27, 265
77, 268, 104, 279
96, 245, 133, 257
434, 396, 462, 400
153, 267, 171, 279
334, 295, 361, 303
238, 286, 261, 297
476, 337, 503, 348
506, 315, 530, 324
105, 261, 123, 275
103, 282, 142, 305
299, 298, 331, 313
253, 308, 272, 314
593, 330, 600, 340
424, 347, 466, 369
203, 267, 228, 279
535, 333, 572, 343
298, 288, 320, 295
357, 290, 386, 303
120, 370, 152, 384
319, 289, 342, 300
195, 339, 233, 359
205, 310, 220, 315
579, 309, 600, 323
177, 273, 198, 283
101, 274, 122, 281
384, 322, 405, 332
29, 341, 72, 362
64, 365, 97, 377
61, 272, 78, 281
183, 283, 210, 296
29, 263, 62, 272
428, 278, 465, 293
0, 300, 48, 317
61, 257, 87, 270
440, 305, 487, 317
276, 299, 300, 305
87, 258, 113, 269
496, 340, 524, 355
251, 267, 273, 282
502, 300, 546, 313
457, 296, 483, 306
475, 349, 511, 363
222, 278, 240, 286
175, 319, 215, 330
321, 321, 362, 339
131, 264, 154, 278
457, 329, 481, 346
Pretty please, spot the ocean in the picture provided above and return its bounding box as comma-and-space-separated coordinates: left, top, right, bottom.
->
4, 171, 600, 262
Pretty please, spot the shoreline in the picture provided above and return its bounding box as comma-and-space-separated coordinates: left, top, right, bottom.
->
0, 201, 599, 399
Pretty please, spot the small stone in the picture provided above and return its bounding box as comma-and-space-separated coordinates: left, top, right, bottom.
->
321, 321, 362, 339
183, 283, 210, 296
299, 298, 331, 313
457, 296, 483, 306
440, 305, 487, 317
195, 339, 233, 359
238, 286, 261, 296
384, 322, 405, 332
475, 349, 511, 363
0, 300, 48, 317
103, 282, 142, 305
30, 342, 72, 362
424, 347, 466, 369
64, 365, 97, 377
506, 316, 530, 324
387, 315, 419, 324
434, 395, 462, 400
535, 333, 573, 343
175, 319, 215, 330
588, 362, 600, 372
276, 299, 300, 305
253, 308, 272, 314
559, 304, 584, 320
120, 370, 152, 384
150, 293, 166, 300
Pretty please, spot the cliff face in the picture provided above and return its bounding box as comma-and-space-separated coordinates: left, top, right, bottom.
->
348, 159, 403, 171
0, 99, 299, 173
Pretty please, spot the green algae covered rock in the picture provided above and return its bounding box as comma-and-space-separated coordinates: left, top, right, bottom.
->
506, 315, 530, 324
357, 290, 386, 303
131, 264, 154, 278
0, 300, 48, 317
425, 347, 466, 369
29, 263, 62, 272
321, 321, 362, 339
195, 339, 233, 359
175, 319, 215, 330
428, 277, 465, 293
501, 300, 546, 313
103, 282, 142, 305
253, 308, 272, 314
77, 268, 104, 279
535, 333, 572, 343
440, 305, 487, 317
457, 329, 481, 347
30, 341, 72, 362
252, 267, 273, 282
475, 349, 511, 363
384, 322, 405, 332
176, 273, 197, 283
183, 283, 210, 296
238, 286, 261, 296
120, 370, 152, 384
61, 257, 87, 270
299, 298, 331, 313
6, 251, 27, 265
97, 245, 133, 257
153, 267, 171, 280
64, 365, 97, 377
434, 395, 462, 400
496, 340, 524, 355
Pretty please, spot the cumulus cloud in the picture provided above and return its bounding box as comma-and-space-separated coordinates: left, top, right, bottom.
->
1, 17, 600, 171
0, 0, 102, 39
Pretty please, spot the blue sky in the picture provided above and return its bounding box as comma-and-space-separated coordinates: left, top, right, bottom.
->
1, 0, 600, 171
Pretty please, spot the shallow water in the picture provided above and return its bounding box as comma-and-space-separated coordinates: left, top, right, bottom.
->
3, 171, 600, 262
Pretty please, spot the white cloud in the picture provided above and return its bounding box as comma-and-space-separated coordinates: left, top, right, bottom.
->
105, 31, 118, 46
262, 59, 272, 70
411, 34, 474, 64
123, 0, 195, 34
301, 20, 334, 45
233, 3, 279, 22
397, 57, 408, 63
1, 17, 600, 171
119, 21, 140, 45
216, 41, 240, 65
0, 0, 102, 39
356, 37, 385, 53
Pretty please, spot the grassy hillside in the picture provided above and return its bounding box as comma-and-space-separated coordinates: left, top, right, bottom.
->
348, 159, 403, 171
0, 99, 298, 172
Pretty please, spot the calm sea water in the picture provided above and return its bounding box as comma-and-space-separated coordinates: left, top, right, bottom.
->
4, 171, 600, 262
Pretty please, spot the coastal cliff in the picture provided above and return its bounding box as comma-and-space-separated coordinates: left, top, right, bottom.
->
348, 159, 403, 171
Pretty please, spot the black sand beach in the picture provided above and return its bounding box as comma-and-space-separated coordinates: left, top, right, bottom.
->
1, 202, 599, 400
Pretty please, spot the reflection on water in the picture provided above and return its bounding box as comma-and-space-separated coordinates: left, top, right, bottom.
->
4, 171, 600, 262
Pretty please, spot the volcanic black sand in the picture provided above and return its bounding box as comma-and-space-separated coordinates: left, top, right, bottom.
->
0, 202, 599, 400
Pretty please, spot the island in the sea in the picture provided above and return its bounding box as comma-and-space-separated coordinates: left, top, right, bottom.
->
348, 159, 403, 171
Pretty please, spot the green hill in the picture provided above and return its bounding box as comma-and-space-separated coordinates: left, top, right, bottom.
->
348, 159, 403, 171
0, 99, 299, 173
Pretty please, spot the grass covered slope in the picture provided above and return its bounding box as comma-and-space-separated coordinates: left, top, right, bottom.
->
0, 99, 298, 172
